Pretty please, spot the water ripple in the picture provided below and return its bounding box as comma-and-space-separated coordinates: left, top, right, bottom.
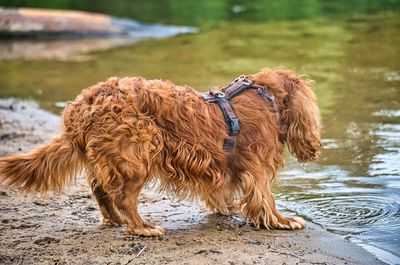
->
292, 194, 400, 234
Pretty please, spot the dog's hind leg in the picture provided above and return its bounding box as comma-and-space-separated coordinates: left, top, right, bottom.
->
85, 113, 164, 235
240, 171, 305, 230
114, 177, 165, 236
87, 170, 124, 225
89, 159, 164, 236
92, 185, 124, 226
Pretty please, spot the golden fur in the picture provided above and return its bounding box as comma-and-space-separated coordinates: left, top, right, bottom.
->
0, 68, 321, 236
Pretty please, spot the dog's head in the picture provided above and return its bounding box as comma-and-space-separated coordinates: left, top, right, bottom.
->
248, 68, 321, 162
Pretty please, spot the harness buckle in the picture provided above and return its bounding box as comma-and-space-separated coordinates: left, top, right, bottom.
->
233, 75, 246, 83
232, 75, 252, 88
229, 117, 240, 136
210, 90, 225, 98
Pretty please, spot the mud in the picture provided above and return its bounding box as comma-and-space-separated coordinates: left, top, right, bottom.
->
0, 99, 384, 264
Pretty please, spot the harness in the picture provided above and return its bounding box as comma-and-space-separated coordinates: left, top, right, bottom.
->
202, 75, 277, 152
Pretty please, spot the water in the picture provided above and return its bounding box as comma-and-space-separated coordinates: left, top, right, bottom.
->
1, 1, 400, 263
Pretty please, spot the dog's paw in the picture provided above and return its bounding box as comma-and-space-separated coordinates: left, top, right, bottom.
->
126, 225, 165, 236
102, 218, 113, 226
101, 217, 122, 226
275, 216, 306, 230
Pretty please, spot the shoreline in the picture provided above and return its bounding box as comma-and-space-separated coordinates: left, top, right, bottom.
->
0, 98, 385, 264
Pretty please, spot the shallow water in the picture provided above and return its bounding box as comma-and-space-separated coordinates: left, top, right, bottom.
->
1, 1, 400, 264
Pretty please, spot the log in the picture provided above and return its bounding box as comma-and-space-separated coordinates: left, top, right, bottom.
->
0, 8, 197, 59
0, 8, 126, 36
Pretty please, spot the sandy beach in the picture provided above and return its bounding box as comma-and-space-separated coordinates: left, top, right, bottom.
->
0, 98, 385, 265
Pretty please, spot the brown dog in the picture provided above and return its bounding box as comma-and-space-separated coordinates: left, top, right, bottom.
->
0, 68, 321, 236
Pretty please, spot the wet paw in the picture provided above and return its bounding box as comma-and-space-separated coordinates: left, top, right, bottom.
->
126, 225, 165, 236
275, 216, 306, 230
102, 218, 112, 225
101, 218, 122, 226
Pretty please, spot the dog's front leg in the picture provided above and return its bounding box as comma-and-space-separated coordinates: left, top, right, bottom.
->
204, 184, 240, 215
240, 171, 305, 230
205, 196, 240, 215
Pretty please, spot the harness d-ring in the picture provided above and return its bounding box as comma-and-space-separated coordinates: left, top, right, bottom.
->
210, 91, 225, 98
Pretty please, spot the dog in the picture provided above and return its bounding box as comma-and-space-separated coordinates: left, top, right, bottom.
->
0, 68, 321, 236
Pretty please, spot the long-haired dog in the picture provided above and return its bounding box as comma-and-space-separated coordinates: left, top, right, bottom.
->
0, 68, 321, 236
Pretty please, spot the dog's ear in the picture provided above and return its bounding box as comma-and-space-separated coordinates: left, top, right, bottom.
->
277, 69, 321, 162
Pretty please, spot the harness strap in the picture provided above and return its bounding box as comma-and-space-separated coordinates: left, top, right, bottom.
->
224, 76, 277, 108
202, 76, 277, 153
217, 98, 240, 136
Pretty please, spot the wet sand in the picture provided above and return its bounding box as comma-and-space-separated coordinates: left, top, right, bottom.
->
0, 99, 385, 265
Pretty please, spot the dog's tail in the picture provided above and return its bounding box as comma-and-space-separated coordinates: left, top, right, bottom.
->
0, 135, 83, 193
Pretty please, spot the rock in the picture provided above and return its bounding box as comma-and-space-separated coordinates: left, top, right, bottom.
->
245, 239, 265, 245
33, 236, 60, 245
194, 249, 222, 255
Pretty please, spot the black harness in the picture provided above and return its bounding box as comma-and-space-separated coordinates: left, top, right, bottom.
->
202, 76, 277, 152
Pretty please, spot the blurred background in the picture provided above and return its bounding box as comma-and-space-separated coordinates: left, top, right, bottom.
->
0, 1, 399, 264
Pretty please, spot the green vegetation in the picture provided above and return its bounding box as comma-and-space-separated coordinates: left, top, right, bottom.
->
1, 0, 400, 26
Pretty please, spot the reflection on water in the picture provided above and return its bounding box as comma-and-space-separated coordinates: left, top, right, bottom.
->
0, 21, 196, 60
0, 38, 139, 60
0, 1, 399, 264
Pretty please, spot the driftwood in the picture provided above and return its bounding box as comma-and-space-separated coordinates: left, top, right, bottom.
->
0, 8, 196, 38
0, 8, 123, 36
0, 8, 196, 59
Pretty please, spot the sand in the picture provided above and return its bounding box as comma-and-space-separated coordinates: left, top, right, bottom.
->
0, 98, 385, 265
